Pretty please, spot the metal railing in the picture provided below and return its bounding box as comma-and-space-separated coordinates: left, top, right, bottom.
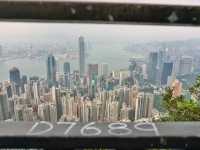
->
0, 121, 199, 149
0, 1, 200, 150
0, 0, 200, 25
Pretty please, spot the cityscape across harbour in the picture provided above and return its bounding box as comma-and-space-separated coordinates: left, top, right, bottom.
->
0, 23, 200, 123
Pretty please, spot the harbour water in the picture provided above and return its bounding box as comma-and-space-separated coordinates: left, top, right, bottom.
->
0, 43, 141, 81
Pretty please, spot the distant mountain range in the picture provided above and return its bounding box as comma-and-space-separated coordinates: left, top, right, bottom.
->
125, 38, 200, 57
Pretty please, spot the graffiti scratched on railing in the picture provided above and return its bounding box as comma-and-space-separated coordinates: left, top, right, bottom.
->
27, 121, 159, 136
0, 122, 199, 137
0, 122, 200, 149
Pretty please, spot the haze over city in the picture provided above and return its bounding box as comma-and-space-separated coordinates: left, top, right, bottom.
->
1, 23, 200, 43
0, 22, 200, 123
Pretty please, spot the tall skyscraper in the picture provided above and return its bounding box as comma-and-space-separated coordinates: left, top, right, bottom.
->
161, 62, 173, 85
38, 103, 51, 121
9, 67, 21, 85
88, 64, 98, 81
100, 63, 109, 77
135, 92, 154, 120
148, 52, 158, 84
157, 50, 167, 83
0, 92, 9, 120
3, 81, 13, 98
63, 62, 70, 88
120, 103, 134, 122
179, 56, 193, 75
21, 75, 27, 93
63, 62, 70, 74
158, 49, 167, 69
88, 64, 98, 99
107, 101, 119, 122
79, 36, 85, 77
47, 54, 56, 87
128, 59, 137, 86
52, 86, 61, 121
33, 82, 40, 104
9, 67, 21, 96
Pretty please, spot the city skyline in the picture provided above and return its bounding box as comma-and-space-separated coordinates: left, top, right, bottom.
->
1, 23, 200, 81
0, 34, 198, 122
0, 23, 200, 123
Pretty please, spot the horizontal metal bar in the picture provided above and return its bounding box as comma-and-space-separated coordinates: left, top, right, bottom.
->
0, 122, 200, 149
0, 0, 200, 26
4, 0, 200, 7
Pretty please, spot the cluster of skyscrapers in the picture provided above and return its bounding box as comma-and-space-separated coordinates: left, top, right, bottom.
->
0, 36, 195, 122
147, 50, 193, 87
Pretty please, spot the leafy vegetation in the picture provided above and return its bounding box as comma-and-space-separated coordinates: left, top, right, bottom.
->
162, 76, 200, 121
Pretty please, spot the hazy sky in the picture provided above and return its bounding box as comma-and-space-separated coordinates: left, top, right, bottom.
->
0, 22, 200, 44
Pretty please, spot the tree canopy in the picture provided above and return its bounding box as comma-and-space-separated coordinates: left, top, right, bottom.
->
162, 76, 200, 121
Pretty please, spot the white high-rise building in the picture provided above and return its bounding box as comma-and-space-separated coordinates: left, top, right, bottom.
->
100, 63, 109, 77
135, 92, 154, 120
33, 82, 40, 105
38, 102, 57, 122
49, 103, 57, 122
23, 107, 34, 121
120, 103, 133, 122
52, 86, 62, 120
61, 94, 70, 117
107, 101, 119, 122
112, 70, 120, 79
38, 103, 50, 121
